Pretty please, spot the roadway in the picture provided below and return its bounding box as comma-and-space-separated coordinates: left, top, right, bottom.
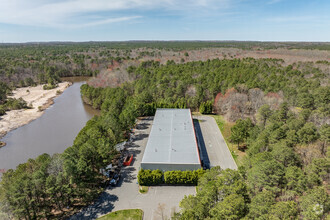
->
194, 115, 237, 170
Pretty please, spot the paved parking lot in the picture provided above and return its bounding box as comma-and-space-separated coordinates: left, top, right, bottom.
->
70, 117, 196, 220
194, 115, 237, 170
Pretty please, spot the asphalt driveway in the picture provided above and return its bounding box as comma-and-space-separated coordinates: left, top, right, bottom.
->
193, 115, 237, 170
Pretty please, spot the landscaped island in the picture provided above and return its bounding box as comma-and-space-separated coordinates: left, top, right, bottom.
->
98, 209, 143, 220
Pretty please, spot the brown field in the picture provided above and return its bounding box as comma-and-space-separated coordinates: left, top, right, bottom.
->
88, 47, 330, 88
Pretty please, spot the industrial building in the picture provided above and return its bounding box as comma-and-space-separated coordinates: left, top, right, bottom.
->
141, 108, 201, 171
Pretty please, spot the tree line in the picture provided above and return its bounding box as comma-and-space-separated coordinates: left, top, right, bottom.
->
83, 58, 328, 119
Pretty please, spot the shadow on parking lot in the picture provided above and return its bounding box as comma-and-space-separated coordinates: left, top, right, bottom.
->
133, 133, 149, 141
69, 193, 118, 220
118, 120, 151, 184
135, 119, 152, 130
130, 147, 141, 156
135, 123, 150, 130
194, 120, 210, 169
120, 166, 137, 184
139, 116, 154, 121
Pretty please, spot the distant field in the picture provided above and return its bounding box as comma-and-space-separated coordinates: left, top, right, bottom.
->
1, 41, 329, 89
1, 41, 330, 50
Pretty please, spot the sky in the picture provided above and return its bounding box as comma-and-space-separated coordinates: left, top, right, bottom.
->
0, 0, 329, 42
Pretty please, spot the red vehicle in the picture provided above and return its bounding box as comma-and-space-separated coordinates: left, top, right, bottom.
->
123, 154, 133, 166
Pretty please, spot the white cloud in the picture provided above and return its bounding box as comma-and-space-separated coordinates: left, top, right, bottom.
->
69, 16, 142, 28
0, 0, 232, 28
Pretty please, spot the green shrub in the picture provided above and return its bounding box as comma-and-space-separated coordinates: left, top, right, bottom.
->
5, 98, 27, 110
138, 169, 205, 186
137, 169, 163, 186
43, 84, 57, 90
0, 105, 5, 115
164, 169, 205, 185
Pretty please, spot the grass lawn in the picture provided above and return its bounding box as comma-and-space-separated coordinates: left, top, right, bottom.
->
98, 209, 143, 220
139, 185, 149, 194
211, 115, 245, 166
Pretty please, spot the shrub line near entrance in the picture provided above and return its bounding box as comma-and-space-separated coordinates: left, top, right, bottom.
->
137, 169, 205, 186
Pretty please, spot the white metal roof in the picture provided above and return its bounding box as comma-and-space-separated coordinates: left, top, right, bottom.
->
141, 108, 201, 166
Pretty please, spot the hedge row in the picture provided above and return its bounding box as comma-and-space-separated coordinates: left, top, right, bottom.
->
137, 169, 205, 186
137, 169, 163, 186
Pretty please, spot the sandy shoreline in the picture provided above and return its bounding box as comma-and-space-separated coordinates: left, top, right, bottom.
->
0, 82, 72, 140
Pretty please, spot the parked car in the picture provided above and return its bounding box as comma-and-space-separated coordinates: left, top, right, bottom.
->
123, 154, 133, 166
110, 173, 121, 186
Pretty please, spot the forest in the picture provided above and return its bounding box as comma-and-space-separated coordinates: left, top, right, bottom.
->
0, 42, 329, 219
81, 58, 329, 219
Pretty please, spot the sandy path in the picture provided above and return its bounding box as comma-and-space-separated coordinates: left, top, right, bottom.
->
0, 82, 72, 139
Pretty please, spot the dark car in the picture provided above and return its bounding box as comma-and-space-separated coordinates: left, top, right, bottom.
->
110, 174, 121, 186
